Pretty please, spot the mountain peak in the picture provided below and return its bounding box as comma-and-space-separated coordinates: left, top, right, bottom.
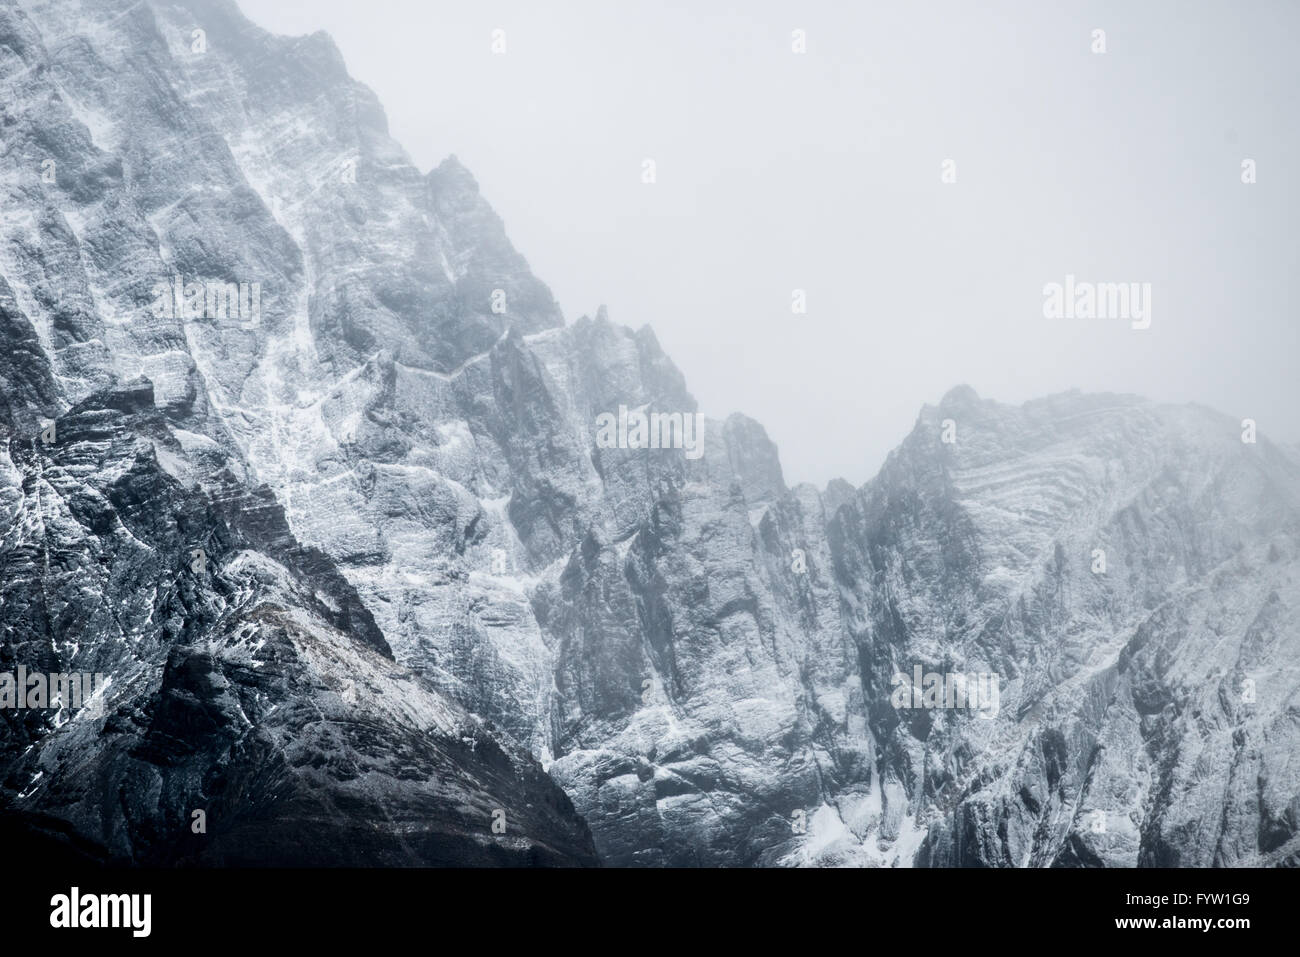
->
430, 153, 479, 192
939, 383, 981, 409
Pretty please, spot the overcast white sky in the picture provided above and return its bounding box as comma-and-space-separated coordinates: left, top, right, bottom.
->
240, 0, 1299, 487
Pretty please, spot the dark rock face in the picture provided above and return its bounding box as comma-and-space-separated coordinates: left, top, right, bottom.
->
0, 376, 595, 865
2, 0, 1297, 869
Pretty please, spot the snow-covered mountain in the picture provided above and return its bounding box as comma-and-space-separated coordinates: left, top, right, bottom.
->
2, 0, 1297, 867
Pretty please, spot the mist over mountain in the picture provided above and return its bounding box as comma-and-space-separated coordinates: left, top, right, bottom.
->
2, 0, 1297, 867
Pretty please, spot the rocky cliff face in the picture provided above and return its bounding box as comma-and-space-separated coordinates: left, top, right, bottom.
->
2, 0, 1297, 867
0, 0, 594, 866
834, 390, 1300, 867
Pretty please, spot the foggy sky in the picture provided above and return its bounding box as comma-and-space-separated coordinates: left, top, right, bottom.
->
240, 0, 1300, 487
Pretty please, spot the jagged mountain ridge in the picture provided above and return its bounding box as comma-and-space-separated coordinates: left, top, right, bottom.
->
1, 0, 1297, 867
